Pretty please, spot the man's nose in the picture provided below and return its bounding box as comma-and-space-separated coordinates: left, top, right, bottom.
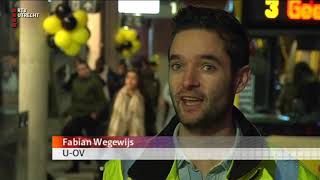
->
182, 68, 200, 90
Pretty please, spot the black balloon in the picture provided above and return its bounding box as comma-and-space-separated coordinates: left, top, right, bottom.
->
116, 45, 124, 52
123, 41, 133, 49
120, 44, 127, 51
115, 46, 121, 52
62, 15, 77, 30
55, 3, 72, 19
47, 35, 57, 49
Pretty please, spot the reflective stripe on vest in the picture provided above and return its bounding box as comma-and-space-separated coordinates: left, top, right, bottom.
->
103, 160, 178, 180
103, 160, 124, 180
103, 160, 133, 180
103, 160, 318, 180
298, 164, 319, 180
166, 160, 179, 180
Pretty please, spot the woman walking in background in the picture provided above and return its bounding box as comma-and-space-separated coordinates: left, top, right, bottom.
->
108, 69, 145, 136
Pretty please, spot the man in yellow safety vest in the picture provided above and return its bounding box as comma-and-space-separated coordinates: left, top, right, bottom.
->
103, 6, 319, 180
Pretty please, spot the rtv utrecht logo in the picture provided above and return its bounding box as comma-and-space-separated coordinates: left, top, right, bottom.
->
11, 7, 40, 28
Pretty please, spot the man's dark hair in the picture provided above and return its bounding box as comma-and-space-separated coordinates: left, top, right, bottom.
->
76, 58, 89, 68
170, 6, 250, 73
119, 59, 128, 69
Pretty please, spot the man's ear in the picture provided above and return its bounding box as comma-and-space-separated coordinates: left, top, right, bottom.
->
234, 65, 251, 94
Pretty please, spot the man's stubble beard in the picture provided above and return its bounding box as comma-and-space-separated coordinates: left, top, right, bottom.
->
171, 85, 234, 131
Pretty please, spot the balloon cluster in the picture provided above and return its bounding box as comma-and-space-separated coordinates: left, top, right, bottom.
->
43, 3, 90, 56
150, 54, 160, 65
115, 26, 141, 59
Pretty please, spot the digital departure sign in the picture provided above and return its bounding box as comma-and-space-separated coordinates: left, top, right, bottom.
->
242, 0, 320, 30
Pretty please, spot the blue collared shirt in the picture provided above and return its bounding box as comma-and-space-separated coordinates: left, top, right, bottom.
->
173, 122, 242, 180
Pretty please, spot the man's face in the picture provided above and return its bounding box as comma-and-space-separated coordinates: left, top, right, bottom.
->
169, 29, 234, 128
118, 64, 126, 76
77, 64, 90, 78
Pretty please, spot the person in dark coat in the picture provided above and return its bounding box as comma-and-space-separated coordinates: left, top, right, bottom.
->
62, 59, 107, 173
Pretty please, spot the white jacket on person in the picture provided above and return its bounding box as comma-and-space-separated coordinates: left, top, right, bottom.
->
108, 87, 145, 136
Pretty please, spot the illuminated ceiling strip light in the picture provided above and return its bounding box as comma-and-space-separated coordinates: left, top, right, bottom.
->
170, 2, 177, 15
118, 0, 160, 14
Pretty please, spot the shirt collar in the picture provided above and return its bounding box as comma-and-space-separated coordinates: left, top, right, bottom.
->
173, 118, 242, 171
127, 106, 263, 180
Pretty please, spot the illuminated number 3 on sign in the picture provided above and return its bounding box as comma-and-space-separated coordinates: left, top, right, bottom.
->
265, 0, 279, 19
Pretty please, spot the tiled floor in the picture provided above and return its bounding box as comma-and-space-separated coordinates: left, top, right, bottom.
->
47, 118, 101, 180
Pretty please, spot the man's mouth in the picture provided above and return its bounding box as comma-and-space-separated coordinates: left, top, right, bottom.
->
180, 96, 204, 106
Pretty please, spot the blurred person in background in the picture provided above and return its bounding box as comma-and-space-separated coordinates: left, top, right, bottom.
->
62, 60, 79, 92
93, 56, 113, 136
93, 56, 113, 179
107, 59, 127, 100
62, 59, 107, 173
277, 62, 320, 119
140, 57, 161, 135
95, 56, 110, 102
161, 83, 176, 129
0, 55, 18, 114
108, 69, 145, 136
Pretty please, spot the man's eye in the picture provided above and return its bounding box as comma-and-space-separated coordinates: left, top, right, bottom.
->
202, 64, 214, 71
171, 63, 182, 71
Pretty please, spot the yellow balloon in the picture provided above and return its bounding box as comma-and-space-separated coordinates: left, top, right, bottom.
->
71, 28, 90, 44
64, 42, 81, 56
151, 54, 160, 64
73, 10, 88, 27
54, 30, 72, 49
121, 50, 131, 58
115, 33, 126, 44
131, 40, 141, 53
43, 15, 62, 35
124, 29, 137, 41
119, 28, 129, 37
